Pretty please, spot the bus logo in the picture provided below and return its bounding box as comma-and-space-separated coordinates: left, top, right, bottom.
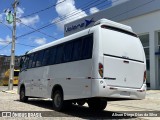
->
65, 18, 94, 32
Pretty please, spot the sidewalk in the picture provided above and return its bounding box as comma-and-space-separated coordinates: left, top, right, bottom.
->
146, 90, 160, 99
1, 87, 18, 94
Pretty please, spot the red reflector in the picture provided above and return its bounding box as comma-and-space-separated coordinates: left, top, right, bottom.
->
99, 63, 103, 78
137, 90, 145, 92
143, 71, 146, 83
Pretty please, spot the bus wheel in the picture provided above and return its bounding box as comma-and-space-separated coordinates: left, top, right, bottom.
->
87, 98, 107, 111
20, 87, 28, 102
52, 90, 64, 111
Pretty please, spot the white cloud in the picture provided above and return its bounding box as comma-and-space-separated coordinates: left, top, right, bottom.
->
0, 35, 12, 45
16, 7, 40, 26
112, 0, 129, 6
17, 7, 24, 18
20, 15, 39, 26
34, 38, 47, 45
0, 13, 6, 22
54, 0, 87, 30
89, 7, 99, 14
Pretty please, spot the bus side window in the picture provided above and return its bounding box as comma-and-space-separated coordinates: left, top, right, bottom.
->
36, 51, 44, 67
64, 42, 73, 62
48, 47, 57, 65
72, 38, 82, 61
42, 49, 50, 66
28, 54, 34, 68
32, 53, 38, 68
81, 34, 93, 59
20, 56, 24, 69
55, 44, 64, 64
23, 55, 29, 70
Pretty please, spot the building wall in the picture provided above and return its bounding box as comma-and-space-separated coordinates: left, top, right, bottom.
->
64, 0, 160, 36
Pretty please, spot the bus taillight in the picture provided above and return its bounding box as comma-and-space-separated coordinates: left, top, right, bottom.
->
143, 71, 146, 83
99, 63, 103, 78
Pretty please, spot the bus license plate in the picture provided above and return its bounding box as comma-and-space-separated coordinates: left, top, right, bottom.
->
120, 91, 130, 96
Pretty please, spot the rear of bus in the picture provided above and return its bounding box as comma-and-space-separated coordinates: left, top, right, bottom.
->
96, 22, 146, 100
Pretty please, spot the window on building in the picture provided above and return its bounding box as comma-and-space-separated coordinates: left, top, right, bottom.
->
139, 34, 150, 87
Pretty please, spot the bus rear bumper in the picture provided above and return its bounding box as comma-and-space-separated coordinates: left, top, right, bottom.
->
96, 83, 146, 100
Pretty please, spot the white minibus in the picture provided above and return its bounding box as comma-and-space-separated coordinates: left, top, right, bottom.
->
18, 19, 146, 111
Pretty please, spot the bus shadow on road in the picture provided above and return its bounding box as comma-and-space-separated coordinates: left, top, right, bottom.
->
16, 99, 137, 119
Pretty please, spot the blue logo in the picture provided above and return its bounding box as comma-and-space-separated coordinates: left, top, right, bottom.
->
65, 18, 94, 32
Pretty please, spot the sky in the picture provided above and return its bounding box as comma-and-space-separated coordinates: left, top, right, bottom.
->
0, 0, 128, 56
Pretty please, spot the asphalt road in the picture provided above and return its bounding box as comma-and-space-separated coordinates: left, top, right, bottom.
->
0, 86, 160, 119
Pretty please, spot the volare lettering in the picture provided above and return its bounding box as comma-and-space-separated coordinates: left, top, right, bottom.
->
65, 18, 94, 32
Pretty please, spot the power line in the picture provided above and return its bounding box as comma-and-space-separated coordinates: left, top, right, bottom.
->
16, 0, 103, 39
16, 0, 111, 39
17, 0, 154, 40
0, 40, 36, 47
16, 42, 36, 47
0, 42, 11, 51
0, 41, 35, 52
0, 21, 12, 31
17, 21, 57, 39
21, 0, 66, 18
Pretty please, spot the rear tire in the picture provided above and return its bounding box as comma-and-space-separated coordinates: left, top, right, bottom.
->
20, 87, 28, 102
52, 90, 65, 111
88, 98, 107, 111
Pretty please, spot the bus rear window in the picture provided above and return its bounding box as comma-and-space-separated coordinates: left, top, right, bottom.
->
101, 25, 138, 38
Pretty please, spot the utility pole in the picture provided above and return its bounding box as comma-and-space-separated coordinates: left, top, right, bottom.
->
8, 0, 18, 90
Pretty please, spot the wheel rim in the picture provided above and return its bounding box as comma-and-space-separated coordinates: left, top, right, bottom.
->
54, 93, 61, 108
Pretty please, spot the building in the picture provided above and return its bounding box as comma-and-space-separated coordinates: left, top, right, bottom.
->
64, 0, 160, 89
